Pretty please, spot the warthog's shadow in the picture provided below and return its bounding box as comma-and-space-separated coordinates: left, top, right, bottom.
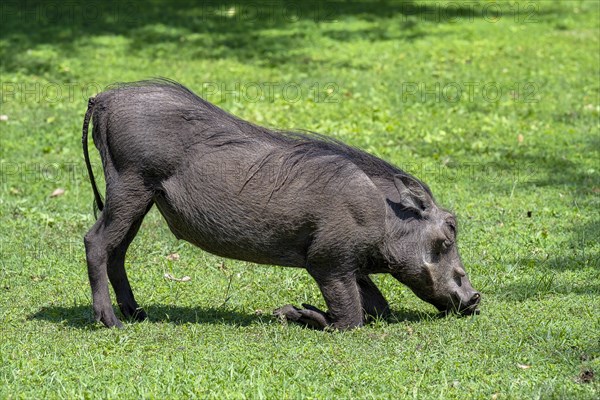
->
29, 305, 436, 329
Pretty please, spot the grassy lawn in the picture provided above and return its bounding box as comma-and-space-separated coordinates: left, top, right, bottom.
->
1, 0, 598, 398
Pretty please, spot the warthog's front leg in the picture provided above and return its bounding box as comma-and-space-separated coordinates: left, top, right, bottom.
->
274, 271, 364, 330
273, 304, 329, 330
358, 275, 390, 320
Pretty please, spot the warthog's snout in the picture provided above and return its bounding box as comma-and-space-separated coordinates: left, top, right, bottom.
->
452, 290, 481, 316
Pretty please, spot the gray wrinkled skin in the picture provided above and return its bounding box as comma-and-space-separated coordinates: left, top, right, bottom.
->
82, 79, 480, 330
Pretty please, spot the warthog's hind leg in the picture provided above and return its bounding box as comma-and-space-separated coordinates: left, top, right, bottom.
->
107, 202, 153, 322
84, 177, 153, 328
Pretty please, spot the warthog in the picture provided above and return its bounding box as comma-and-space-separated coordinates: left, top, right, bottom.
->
82, 79, 480, 330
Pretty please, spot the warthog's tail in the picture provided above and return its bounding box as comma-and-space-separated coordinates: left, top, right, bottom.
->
82, 97, 104, 214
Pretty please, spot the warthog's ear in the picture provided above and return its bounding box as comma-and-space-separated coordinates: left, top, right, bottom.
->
393, 174, 435, 215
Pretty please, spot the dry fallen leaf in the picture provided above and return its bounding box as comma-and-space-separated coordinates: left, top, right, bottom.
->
164, 273, 191, 282
517, 134, 524, 144
166, 253, 180, 261
517, 364, 532, 369
50, 188, 65, 197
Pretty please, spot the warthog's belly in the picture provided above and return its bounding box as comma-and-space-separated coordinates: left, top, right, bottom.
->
153, 182, 312, 268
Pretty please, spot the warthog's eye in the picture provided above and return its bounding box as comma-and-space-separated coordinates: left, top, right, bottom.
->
442, 238, 453, 250
434, 237, 454, 254
446, 220, 456, 236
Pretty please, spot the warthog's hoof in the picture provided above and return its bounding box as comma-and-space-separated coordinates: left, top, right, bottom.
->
118, 302, 148, 322
130, 308, 148, 322
273, 304, 329, 330
274, 304, 303, 321
95, 309, 124, 329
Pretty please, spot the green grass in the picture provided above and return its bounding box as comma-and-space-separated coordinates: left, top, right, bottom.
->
1, 0, 599, 398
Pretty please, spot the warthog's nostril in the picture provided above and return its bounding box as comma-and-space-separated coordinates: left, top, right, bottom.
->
470, 292, 481, 305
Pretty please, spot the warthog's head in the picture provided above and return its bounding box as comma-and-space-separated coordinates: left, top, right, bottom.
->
384, 174, 481, 316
